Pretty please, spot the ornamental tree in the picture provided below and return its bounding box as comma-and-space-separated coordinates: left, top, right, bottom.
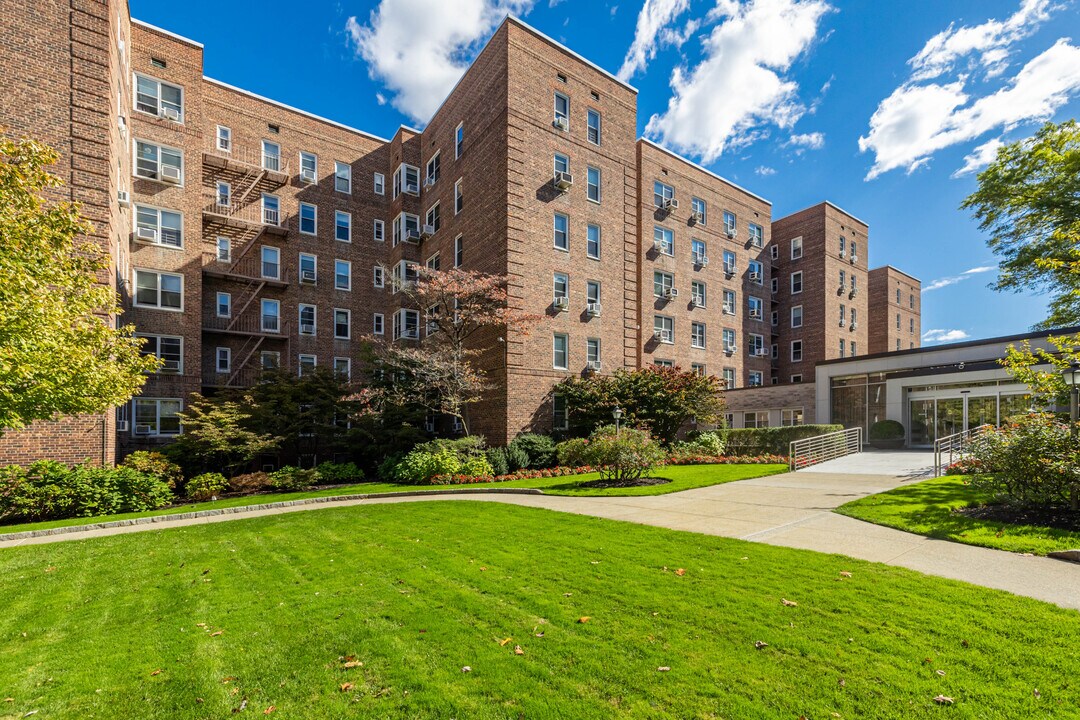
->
1000, 333, 1080, 407
0, 134, 157, 432
163, 394, 281, 477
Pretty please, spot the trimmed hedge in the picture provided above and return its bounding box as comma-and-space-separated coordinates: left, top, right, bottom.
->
869, 420, 905, 440
725, 425, 843, 456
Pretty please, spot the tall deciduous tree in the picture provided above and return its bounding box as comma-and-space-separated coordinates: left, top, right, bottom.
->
961, 121, 1080, 329
0, 134, 157, 432
1000, 334, 1080, 407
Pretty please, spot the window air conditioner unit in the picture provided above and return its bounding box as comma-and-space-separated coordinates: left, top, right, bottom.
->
663, 287, 678, 299
424, 176, 436, 188
653, 239, 665, 252
300, 323, 315, 335
554, 171, 573, 191
553, 296, 570, 311
160, 359, 180, 373
161, 106, 181, 121
838, 285, 846, 294
421, 224, 436, 238
300, 269, 317, 284
116, 420, 129, 432
724, 346, 735, 355
553, 117, 569, 131
402, 329, 419, 339
586, 360, 602, 372
849, 289, 858, 298
117, 190, 131, 208
725, 226, 737, 239
690, 211, 704, 225
689, 297, 700, 308
134, 424, 153, 435
662, 197, 679, 212
850, 255, 858, 264
838, 319, 846, 327
724, 264, 736, 276
749, 272, 762, 282
750, 310, 762, 320
839, 249, 846, 258
135, 226, 158, 241
586, 302, 602, 317
695, 255, 709, 267
405, 182, 419, 195
850, 323, 858, 331
160, 165, 181, 183
653, 330, 665, 342
404, 228, 421, 243
300, 168, 317, 183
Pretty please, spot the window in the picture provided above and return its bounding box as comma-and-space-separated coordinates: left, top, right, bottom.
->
553, 272, 569, 301
299, 304, 317, 335
839, 304, 848, 327
654, 226, 674, 255
839, 339, 846, 358
691, 238, 707, 265
723, 367, 736, 389
134, 270, 182, 310
374, 172, 385, 195
261, 246, 280, 280
393, 164, 420, 197
772, 343, 778, 360
587, 338, 601, 365
791, 305, 803, 328
851, 341, 857, 356
334, 357, 351, 379
791, 237, 803, 259
587, 108, 601, 145
299, 152, 317, 183
426, 253, 441, 271
134, 74, 182, 120
653, 271, 674, 297
298, 355, 317, 376
791, 374, 803, 384
691, 363, 706, 376
691, 281, 706, 307
298, 253, 317, 284
691, 197, 706, 225
748, 296, 763, 320
781, 409, 804, 426
587, 166, 601, 202
791, 340, 803, 362
373, 313, 385, 335
896, 313, 901, 329
653, 315, 674, 344
653, 181, 674, 207
851, 308, 858, 327
722, 211, 736, 236
262, 141, 281, 172
134, 205, 182, 248
334, 309, 351, 339
133, 398, 182, 436
335, 161, 351, 193
850, 240, 858, 260
216, 292, 231, 318
455, 122, 464, 159
138, 334, 182, 373
586, 280, 601, 305
771, 310, 778, 326
554, 153, 569, 175
261, 299, 280, 333
393, 213, 420, 245
748, 223, 763, 248
552, 394, 568, 431
910, 317, 915, 334
425, 203, 441, 233
455, 179, 463, 214
743, 410, 767, 428
261, 194, 280, 225
771, 277, 778, 294
215, 181, 230, 207
374, 219, 385, 243
454, 235, 464, 267
333, 260, 351, 291
554, 92, 570, 127
299, 203, 317, 235
896, 288, 902, 304
691, 322, 706, 349
748, 260, 763, 284
839, 236, 846, 257
553, 333, 569, 369
910, 294, 915, 309
334, 211, 351, 242
261, 351, 280, 369
850, 274, 858, 294
554, 213, 569, 251
393, 309, 420, 340
748, 333, 765, 357
748, 372, 763, 388
791, 271, 803, 294
586, 224, 601, 259
722, 290, 736, 315
216, 125, 231, 152
135, 140, 182, 182
216, 347, 230, 373
722, 329, 737, 353
722, 250, 736, 275
897, 339, 902, 351
425, 152, 441, 187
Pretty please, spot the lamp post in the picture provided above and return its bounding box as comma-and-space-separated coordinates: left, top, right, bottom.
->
1062, 360, 1080, 434
613, 407, 623, 437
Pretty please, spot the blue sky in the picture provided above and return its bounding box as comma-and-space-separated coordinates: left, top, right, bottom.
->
132, 0, 1080, 344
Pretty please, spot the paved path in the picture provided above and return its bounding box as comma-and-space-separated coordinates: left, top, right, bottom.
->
1, 465, 1077, 610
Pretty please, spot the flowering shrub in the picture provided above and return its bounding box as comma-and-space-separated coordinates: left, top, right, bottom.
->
944, 458, 987, 476
669, 431, 728, 459
966, 415, 1080, 508
555, 438, 591, 468
664, 454, 787, 466
577, 425, 667, 483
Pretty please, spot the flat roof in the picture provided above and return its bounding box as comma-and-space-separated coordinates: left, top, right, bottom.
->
132, 19, 204, 49
638, 138, 772, 206
870, 265, 922, 283
506, 16, 637, 94
776, 200, 868, 228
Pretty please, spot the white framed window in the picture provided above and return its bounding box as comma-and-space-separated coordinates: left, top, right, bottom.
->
373, 313, 385, 335
425, 152, 441, 186
393, 164, 420, 197
771, 277, 779, 294
299, 151, 318, 184
691, 197, 706, 225
216, 292, 231, 318
261, 194, 280, 226
691, 322, 706, 349
554, 153, 570, 175
748, 260, 763, 284
748, 223, 764, 248
334, 309, 351, 339
332, 211, 351, 243
260, 246, 280, 280
723, 211, 736, 236
215, 181, 231, 208
653, 226, 673, 256
425, 202, 441, 233
393, 308, 420, 340
691, 363, 706, 376
770, 245, 779, 261
216, 347, 231, 373
691, 238, 707, 265
722, 290, 736, 315
134, 205, 182, 248
298, 354, 317, 376
334, 357, 351, 379
374, 219, 385, 243
133, 398, 182, 437
839, 339, 846, 358
781, 408, 804, 426
722, 329, 737, 353
216, 125, 231, 152
851, 240, 858, 261
553, 333, 569, 369
262, 140, 281, 172
653, 181, 674, 207
138, 334, 182, 373
748, 333, 765, 357
553, 91, 570, 127
748, 372, 763, 388
261, 351, 280, 369
261, 299, 280, 333
791, 340, 803, 362
653, 315, 674, 344
771, 310, 778, 326
839, 236, 847, 257
134, 74, 183, 120
587, 338, 601, 365
299, 203, 317, 235
134, 140, 182, 183
455, 122, 464, 159
299, 253, 317, 284
374, 172, 385, 195
298, 304, 317, 335
335, 260, 351, 291
586, 280, 601, 305
722, 250, 736, 275
772, 343, 779, 360
791, 374, 803, 384
134, 269, 183, 310
723, 367, 736, 389
791, 271, 803, 294
691, 280, 706, 307
554, 213, 569, 251
748, 296, 763, 320
426, 252, 441, 271
455, 179, 463, 214
653, 271, 674, 297
454, 235, 463, 267
586, 224, 600, 259
791, 305, 803, 328
587, 108, 601, 145
654, 360, 674, 368
553, 272, 569, 301
791, 236, 803, 259
335, 161, 351, 194
851, 341, 857, 356
553, 394, 568, 431
373, 265, 385, 288
586, 166, 601, 203
393, 212, 420, 246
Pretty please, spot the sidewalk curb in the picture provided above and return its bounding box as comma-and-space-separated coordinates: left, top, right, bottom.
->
0, 488, 546, 543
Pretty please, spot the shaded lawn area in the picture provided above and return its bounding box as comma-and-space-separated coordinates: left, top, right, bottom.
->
0, 464, 787, 535
836, 474, 1080, 556
0, 503, 1077, 719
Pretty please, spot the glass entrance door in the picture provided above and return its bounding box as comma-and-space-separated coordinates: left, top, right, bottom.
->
910, 399, 935, 446
967, 396, 997, 430
935, 397, 965, 440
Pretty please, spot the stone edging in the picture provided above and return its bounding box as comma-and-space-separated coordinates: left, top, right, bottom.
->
0, 488, 546, 543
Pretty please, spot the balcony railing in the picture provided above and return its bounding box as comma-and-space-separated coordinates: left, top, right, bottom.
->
203, 142, 291, 179
202, 201, 289, 235
203, 310, 290, 337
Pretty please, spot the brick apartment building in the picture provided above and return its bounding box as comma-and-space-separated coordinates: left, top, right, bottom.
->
0, 1, 919, 464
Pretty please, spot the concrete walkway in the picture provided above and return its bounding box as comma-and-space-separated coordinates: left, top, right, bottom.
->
1, 466, 1077, 610
808, 449, 936, 479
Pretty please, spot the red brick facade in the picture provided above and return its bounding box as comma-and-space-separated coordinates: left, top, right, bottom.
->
868, 266, 922, 354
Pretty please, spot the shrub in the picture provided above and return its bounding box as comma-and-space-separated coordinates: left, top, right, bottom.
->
268, 466, 321, 491
413, 436, 487, 459
391, 449, 462, 485
121, 451, 184, 489
0, 461, 172, 523
966, 415, 1080, 507
725, 425, 843, 456
505, 444, 530, 472
186, 472, 229, 501
315, 461, 364, 484
556, 438, 591, 468
486, 447, 510, 477
579, 425, 666, 483
669, 430, 728, 459
509, 433, 557, 468
869, 420, 905, 440
459, 456, 494, 479
228, 472, 272, 494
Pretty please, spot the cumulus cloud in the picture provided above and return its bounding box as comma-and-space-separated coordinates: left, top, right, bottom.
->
859, 1, 1080, 180
643, 0, 833, 164
923, 265, 996, 291
347, 0, 534, 124
923, 329, 972, 343
755, 165, 777, 176
787, 131, 825, 149
617, 0, 694, 81
952, 138, 1004, 177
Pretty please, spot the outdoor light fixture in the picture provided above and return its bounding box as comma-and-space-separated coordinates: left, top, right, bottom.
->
1062, 361, 1080, 434
613, 407, 624, 436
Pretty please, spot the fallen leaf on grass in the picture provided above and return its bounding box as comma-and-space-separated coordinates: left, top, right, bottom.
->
150, 669, 162, 676
221, 676, 236, 684
342, 661, 363, 669
4, 697, 13, 702
461, 666, 471, 673
211, 631, 224, 637
933, 695, 954, 705
535, 632, 545, 638
590, 561, 600, 565
657, 666, 670, 672
236, 699, 248, 712
1034, 689, 1041, 698
264, 707, 276, 715
838, 678, 846, 687
340, 683, 354, 692
499, 638, 512, 647
578, 617, 591, 624
44, 567, 56, 573
839, 571, 852, 578
675, 568, 686, 576
22, 712, 37, 717
831, 713, 842, 718
754, 641, 768, 649
781, 599, 798, 607
195, 623, 207, 628
514, 645, 525, 656
936, 670, 946, 676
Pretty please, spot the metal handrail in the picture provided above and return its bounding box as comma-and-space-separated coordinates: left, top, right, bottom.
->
789, 427, 863, 472
933, 424, 993, 476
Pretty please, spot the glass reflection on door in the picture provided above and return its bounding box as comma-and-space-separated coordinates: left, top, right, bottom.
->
935, 398, 964, 440
910, 399, 935, 445
967, 396, 997, 431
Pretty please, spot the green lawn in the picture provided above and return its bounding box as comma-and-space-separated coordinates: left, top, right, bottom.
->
0, 464, 786, 536
0, 503, 1076, 719
836, 474, 1080, 556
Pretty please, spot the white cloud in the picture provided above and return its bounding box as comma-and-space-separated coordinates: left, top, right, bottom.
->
787, 131, 824, 149
643, 0, 833, 164
860, 1, 1080, 180
755, 165, 777, 176
347, 0, 534, 124
923, 329, 971, 343
617, 0, 693, 81
923, 265, 996, 291
952, 138, 1004, 177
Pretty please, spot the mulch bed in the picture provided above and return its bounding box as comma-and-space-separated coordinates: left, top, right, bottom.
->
573, 477, 671, 489
956, 504, 1080, 533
